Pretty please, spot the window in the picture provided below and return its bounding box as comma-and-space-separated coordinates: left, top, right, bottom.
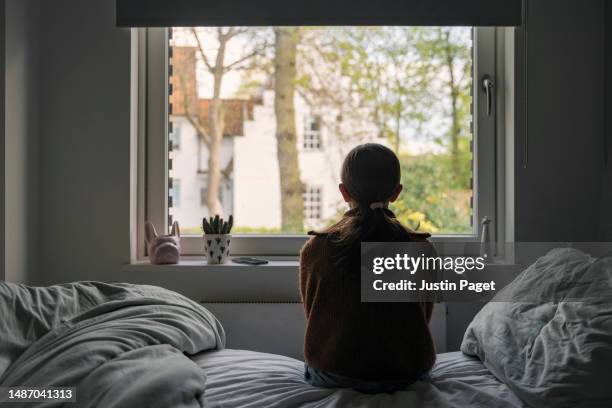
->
139, 27, 502, 257
170, 125, 181, 150
303, 115, 322, 151
303, 186, 323, 221
169, 179, 181, 208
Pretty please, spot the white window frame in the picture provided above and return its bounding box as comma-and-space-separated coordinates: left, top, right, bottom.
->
169, 178, 180, 208
133, 27, 507, 259
302, 115, 323, 151
170, 125, 181, 150
303, 185, 323, 221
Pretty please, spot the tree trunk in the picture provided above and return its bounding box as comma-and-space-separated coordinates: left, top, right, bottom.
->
394, 108, 401, 153
274, 28, 304, 232
206, 37, 227, 216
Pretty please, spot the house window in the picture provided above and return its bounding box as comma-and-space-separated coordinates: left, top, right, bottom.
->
139, 27, 502, 257
169, 179, 181, 208
170, 125, 181, 150
303, 186, 323, 220
303, 115, 322, 151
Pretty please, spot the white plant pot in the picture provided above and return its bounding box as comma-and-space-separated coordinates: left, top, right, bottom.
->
203, 234, 231, 264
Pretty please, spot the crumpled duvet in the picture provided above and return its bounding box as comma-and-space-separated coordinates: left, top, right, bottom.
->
0, 281, 225, 408
461, 248, 612, 408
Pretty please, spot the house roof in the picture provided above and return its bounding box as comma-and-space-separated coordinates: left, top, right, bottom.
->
196, 99, 255, 137
170, 46, 255, 137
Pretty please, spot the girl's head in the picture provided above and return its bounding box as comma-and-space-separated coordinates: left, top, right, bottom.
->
338, 143, 403, 209
321, 143, 411, 267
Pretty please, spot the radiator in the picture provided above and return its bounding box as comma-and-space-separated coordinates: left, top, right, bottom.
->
202, 302, 447, 360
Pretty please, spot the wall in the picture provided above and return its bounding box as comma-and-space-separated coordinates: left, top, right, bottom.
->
3, 0, 39, 283
0, 1, 4, 281
204, 301, 447, 359
36, 0, 132, 286
602, 0, 612, 239
608, 2, 612, 162
515, 0, 606, 242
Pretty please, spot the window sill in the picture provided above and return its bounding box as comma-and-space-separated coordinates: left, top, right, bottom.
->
122, 257, 517, 273
122, 257, 299, 273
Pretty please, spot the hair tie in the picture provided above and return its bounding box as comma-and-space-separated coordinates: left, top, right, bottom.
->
369, 202, 386, 210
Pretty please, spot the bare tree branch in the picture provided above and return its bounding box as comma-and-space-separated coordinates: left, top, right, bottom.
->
176, 68, 212, 147
190, 28, 214, 72
223, 48, 265, 72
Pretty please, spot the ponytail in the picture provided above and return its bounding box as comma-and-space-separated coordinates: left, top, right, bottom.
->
319, 205, 410, 268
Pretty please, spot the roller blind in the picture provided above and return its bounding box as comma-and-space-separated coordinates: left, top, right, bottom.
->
116, 0, 523, 27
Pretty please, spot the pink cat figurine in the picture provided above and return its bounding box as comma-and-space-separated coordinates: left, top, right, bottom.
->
145, 221, 181, 265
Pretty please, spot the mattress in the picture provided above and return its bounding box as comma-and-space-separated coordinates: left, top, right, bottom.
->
192, 349, 526, 408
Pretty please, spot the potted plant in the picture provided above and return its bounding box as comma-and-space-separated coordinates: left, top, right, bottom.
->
202, 215, 233, 264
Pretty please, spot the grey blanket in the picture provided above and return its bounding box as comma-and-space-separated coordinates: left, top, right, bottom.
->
0, 281, 225, 407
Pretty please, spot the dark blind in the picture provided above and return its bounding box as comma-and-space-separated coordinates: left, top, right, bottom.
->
117, 0, 523, 27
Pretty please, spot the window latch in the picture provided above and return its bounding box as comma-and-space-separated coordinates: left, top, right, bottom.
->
482, 75, 494, 116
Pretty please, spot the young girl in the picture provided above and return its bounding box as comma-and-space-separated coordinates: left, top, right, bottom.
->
300, 143, 436, 394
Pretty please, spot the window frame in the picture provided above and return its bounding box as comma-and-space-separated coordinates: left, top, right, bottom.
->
135, 27, 505, 259
169, 178, 181, 208
170, 125, 181, 150
303, 185, 323, 221
302, 115, 323, 152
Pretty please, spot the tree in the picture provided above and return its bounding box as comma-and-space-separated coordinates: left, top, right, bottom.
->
274, 27, 304, 232
325, 27, 434, 154
414, 27, 472, 187
437, 27, 472, 186
315, 27, 472, 232
175, 28, 266, 216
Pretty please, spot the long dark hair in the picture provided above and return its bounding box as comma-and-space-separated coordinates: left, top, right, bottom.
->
317, 143, 412, 267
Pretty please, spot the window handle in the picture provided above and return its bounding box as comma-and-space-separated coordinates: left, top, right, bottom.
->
480, 216, 493, 259
482, 75, 494, 116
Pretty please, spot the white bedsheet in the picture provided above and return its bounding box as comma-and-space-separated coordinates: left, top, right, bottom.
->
192, 349, 526, 408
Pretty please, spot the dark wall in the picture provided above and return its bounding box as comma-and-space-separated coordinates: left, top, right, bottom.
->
37, 0, 132, 284
601, 0, 612, 240
0, 0, 4, 281
515, 0, 606, 242
607, 1, 612, 168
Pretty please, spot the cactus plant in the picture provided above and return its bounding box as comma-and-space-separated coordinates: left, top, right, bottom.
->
202, 214, 233, 235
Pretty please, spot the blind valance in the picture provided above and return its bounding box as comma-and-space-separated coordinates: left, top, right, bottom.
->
116, 0, 523, 27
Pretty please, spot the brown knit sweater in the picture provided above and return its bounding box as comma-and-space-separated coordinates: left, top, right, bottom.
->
299, 223, 436, 382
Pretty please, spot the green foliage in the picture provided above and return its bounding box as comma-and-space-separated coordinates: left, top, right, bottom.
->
202, 214, 234, 234
297, 26, 474, 233
392, 153, 472, 234
189, 27, 474, 235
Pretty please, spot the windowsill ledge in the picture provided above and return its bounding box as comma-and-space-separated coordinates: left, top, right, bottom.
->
122, 258, 519, 273
122, 258, 299, 273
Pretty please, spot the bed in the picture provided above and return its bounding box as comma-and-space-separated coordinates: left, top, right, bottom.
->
192, 349, 525, 408
1, 247, 610, 407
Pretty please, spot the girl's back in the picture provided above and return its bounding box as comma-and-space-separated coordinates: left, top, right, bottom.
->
299, 143, 436, 384
300, 210, 436, 382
